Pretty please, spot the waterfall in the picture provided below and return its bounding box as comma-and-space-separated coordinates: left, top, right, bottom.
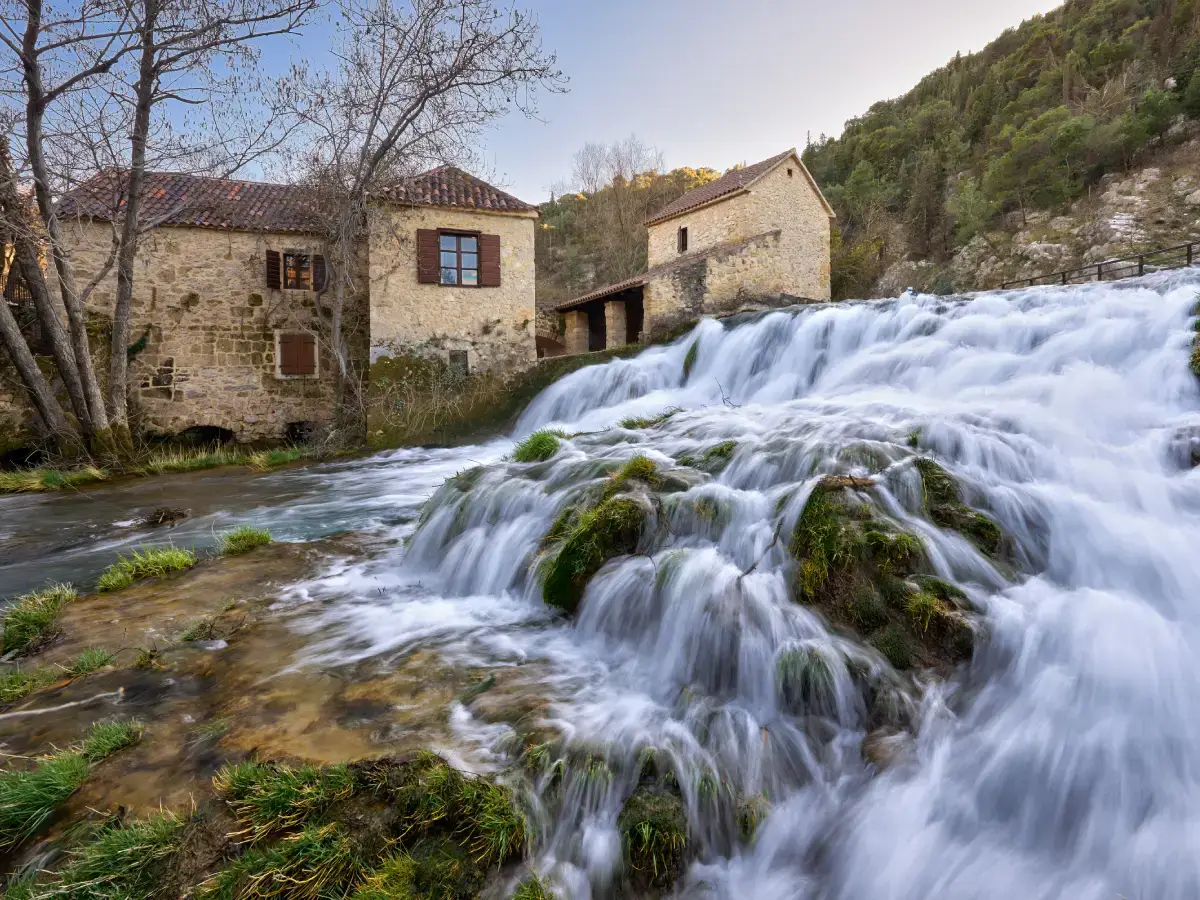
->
301, 271, 1200, 899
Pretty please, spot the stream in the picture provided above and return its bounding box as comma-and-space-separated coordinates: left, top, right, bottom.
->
5, 270, 1200, 898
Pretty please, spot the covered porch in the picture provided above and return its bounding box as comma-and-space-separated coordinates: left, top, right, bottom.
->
554, 276, 647, 355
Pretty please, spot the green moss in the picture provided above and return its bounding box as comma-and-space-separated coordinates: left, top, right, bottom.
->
864, 529, 923, 574
914, 458, 1004, 556
96, 546, 196, 592
849, 587, 889, 631
913, 458, 961, 508
912, 576, 967, 604
675, 454, 696, 468
872, 626, 913, 670
2, 583, 75, 654
213, 760, 355, 842
618, 788, 688, 890
38, 810, 187, 899
776, 647, 837, 711
217, 525, 272, 556
603, 454, 661, 497
682, 341, 700, 380
513, 429, 564, 463
699, 440, 737, 472
542, 498, 645, 613
904, 591, 945, 632
736, 794, 770, 841
619, 408, 681, 429
789, 486, 861, 600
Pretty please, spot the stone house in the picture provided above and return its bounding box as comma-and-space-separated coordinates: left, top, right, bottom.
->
0, 166, 537, 446
555, 149, 834, 353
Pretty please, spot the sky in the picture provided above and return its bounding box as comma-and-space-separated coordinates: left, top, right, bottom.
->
266, 0, 1065, 203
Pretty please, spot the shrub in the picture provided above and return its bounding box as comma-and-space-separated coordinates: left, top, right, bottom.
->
512, 429, 563, 463
97, 546, 196, 592
2, 583, 75, 654
218, 525, 272, 556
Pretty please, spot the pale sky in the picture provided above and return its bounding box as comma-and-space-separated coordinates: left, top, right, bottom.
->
267, 0, 1065, 202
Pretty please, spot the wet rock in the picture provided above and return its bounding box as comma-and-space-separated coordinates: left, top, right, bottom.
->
138, 507, 190, 528
913, 458, 1005, 557
618, 786, 689, 893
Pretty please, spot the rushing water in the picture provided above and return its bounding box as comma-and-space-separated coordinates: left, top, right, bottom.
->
7, 271, 1200, 898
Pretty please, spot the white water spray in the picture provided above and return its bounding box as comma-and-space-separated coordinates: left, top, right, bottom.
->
296, 271, 1200, 899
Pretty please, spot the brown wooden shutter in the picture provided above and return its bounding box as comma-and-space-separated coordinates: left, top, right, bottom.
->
312, 255, 327, 291
266, 250, 282, 290
479, 234, 501, 287
278, 332, 296, 375
416, 229, 439, 283
297, 334, 316, 376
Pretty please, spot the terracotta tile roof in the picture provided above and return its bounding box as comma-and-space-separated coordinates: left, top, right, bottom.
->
377, 166, 537, 214
56, 171, 323, 234
555, 229, 783, 312
645, 150, 795, 226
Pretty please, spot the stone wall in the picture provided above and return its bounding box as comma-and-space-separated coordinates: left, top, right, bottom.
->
45, 221, 368, 442
367, 203, 537, 374
646, 155, 832, 309
0, 357, 33, 454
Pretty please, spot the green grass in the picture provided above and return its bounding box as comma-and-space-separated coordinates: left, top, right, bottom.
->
617, 788, 688, 889
602, 454, 661, 498
512, 429, 563, 463
213, 761, 355, 842
618, 408, 681, 430
0, 667, 59, 704
849, 587, 889, 631
872, 626, 913, 670
512, 871, 553, 900
178, 616, 219, 642
541, 498, 645, 613
247, 447, 309, 471
96, 546, 196, 592
198, 821, 366, 900
62, 647, 114, 678
776, 647, 836, 711
789, 486, 860, 600
37, 810, 186, 899
2, 583, 76, 654
350, 841, 484, 900
134, 446, 246, 477
682, 340, 699, 380
0, 720, 141, 851
217, 525, 272, 556
0, 467, 107, 494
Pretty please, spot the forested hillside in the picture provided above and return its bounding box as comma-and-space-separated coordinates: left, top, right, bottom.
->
802, 0, 1200, 297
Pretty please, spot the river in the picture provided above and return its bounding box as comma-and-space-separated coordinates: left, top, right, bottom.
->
4, 270, 1200, 898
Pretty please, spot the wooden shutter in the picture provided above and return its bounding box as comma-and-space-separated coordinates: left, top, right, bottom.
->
278, 332, 296, 375
266, 250, 282, 290
479, 234, 501, 287
297, 334, 316, 375
312, 255, 327, 291
416, 229, 439, 283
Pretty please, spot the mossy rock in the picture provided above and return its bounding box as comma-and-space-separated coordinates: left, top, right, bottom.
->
618, 787, 688, 892
541, 498, 646, 614
697, 441, 737, 474
776, 646, 839, 714
913, 458, 1005, 557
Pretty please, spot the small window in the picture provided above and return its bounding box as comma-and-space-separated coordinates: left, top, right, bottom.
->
277, 331, 317, 378
439, 233, 479, 286
787, 168, 794, 177
678, 227, 688, 253
283, 252, 312, 290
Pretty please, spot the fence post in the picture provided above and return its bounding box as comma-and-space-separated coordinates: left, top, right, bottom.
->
1062, 271, 1068, 285
1138, 256, 1145, 276
1189, 243, 1194, 267
1097, 263, 1103, 282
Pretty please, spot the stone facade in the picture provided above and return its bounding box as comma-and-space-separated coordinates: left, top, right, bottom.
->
644, 153, 832, 334
46, 222, 366, 443
367, 203, 537, 374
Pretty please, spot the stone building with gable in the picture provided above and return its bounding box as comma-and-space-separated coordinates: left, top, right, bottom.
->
555, 148, 834, 354
0, 166, 537, 447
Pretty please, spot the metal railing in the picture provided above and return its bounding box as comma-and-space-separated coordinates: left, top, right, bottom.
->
999, 241, 1199, 290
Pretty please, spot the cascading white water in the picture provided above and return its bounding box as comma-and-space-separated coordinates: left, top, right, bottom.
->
294, 271, 1200, 899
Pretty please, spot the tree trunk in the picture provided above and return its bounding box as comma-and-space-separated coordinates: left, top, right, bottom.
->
107, 0, 158, 446
0, 290, 81, 455
20, 0, 114, 452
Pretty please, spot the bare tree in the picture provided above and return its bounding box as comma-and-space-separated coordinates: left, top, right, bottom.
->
279, 0, 563, 441
0, 0, 313, 456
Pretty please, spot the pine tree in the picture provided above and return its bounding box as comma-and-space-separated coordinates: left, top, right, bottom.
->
1184, 69, 1200, 120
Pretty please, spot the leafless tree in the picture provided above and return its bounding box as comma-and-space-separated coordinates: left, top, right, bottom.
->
278, 0, 564, 442
0, 0, 314, 456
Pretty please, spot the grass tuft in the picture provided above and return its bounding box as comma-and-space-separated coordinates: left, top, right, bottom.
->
97, 546, 196, 592
198, 821, 365, 900
776, 647, 837, 712
0, 720, 141, 850
2, 583, 76, 655
213, 760, 355, 842
178, 616, 220, 642
617, 788, 687, 889
246, 447, 308, 471
41, 810, 186, 899
62, 647, 115, 678
512, 429, 563, 463
512, 871, 553, 900
0, 667, 59, 704
0, 467, 107, 494
217, 525, 272, 556
790, 486, 860, 599
619, 408, 681, 430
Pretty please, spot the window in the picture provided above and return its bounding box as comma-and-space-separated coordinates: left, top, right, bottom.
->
283, 252, 312, 290
439, 233, 479, 286
677, 226, 688, 253
276, 331, 317, 378
787, 167, 794, 177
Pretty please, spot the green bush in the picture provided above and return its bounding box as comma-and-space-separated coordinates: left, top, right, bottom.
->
97, 546, 197, 592
512, 429, 563, 463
